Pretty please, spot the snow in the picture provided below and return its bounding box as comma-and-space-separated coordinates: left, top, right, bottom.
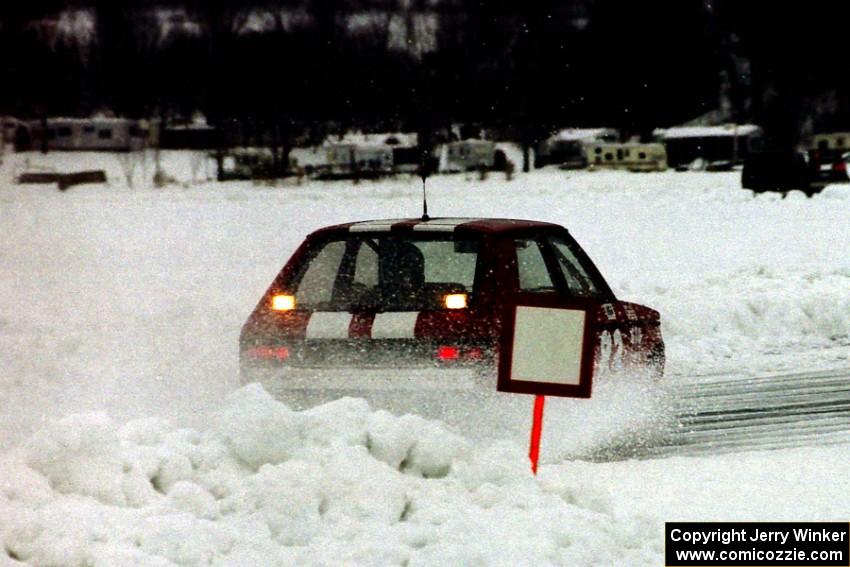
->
1, 387, 848, 566
1, 151, 849, 565
655, 124, 762, 139
549, 128, 617, 142
24, 117, 136, 126
322, 132, 418, 148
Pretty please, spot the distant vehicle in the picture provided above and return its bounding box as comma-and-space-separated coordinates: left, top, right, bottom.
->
240, 218, 665, 391
656, 124, 763, 170
807, 151, 849, 184
219, 147, 282, 180
806, 133, 850, 185
585, 142, 668, 172
535, 128, 618, 169
741, 150, 816, 196
27, 118, 146, 152
443, 140, 497, 172
538, 139, 588, 169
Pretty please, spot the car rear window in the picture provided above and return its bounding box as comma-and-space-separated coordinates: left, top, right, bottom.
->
292, 235, 480, 311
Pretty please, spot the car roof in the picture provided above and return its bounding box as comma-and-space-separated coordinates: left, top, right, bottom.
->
309, 217, 565, 238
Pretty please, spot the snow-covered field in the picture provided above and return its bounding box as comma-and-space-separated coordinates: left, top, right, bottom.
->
1, 151, 848, 566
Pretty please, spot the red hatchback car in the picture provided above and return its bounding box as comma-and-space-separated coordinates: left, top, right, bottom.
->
240, 217, 664, 387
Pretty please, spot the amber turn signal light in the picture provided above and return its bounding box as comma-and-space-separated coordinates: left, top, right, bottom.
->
271, 294, 296, 311
444, 293, 468, 309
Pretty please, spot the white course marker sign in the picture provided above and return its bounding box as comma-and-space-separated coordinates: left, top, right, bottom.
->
497, 298, 596, 474
511, 305, 586, 386
497, 298, 595, 399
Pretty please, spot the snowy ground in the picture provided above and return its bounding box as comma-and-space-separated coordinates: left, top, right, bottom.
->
0, 150, 848, 566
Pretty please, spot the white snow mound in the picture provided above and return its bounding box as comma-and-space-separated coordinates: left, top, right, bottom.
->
0, 384, 660, 566
648, 268, 850, 375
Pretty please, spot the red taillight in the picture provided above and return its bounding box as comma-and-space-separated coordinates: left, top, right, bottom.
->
437, 346, 460, 361
246, 346, 289, 361
436, 345, 487, 362
834, 161, 846, 172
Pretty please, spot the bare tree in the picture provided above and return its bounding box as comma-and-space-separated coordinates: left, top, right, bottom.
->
188, 0, 251, 181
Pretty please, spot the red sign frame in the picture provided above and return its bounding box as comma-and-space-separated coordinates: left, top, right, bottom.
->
496, 295, 596, 399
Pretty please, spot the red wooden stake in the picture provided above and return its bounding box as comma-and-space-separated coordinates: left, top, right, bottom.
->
529, 395, 545, 475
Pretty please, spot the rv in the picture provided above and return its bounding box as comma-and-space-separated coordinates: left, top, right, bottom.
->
655, 124, 762, 169
443, 139, 496, 172
536, 128, 618, 169
29, 118, 146, 152
324, 143, 394, 177
585, 142, 668, 172
810, 132, 850, 153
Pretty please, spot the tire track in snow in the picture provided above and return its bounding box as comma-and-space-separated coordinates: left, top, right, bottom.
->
594, 368, 850, 460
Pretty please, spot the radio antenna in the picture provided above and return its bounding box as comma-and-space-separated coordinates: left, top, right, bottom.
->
420, 150, 430, 221
421, 177, 430, 221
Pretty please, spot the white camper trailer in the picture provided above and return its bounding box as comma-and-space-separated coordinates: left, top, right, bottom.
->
585, 142, 667, 171
443, 139, 496, 172
585, 142, 668, 172
30, 118, 146, 152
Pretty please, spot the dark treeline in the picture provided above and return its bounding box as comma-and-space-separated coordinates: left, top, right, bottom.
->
2, 0, 850, 164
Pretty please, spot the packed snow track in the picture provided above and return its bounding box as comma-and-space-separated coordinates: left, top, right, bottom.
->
636, 367, 850, 458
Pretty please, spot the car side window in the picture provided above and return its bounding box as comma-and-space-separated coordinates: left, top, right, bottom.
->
353, 242, 378, 288
548, 236, 605, 298
514, 238, 556, 292
295, 240, 346, 307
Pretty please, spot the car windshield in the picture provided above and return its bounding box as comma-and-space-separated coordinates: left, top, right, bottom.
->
293, 234, 480, 311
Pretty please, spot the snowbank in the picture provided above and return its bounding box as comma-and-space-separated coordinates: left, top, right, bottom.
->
2, 385, 848, 566
820, 183, 850, 200
646, 267, 850, 375
2, 150, 216, 189
1, 386, 657, 567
